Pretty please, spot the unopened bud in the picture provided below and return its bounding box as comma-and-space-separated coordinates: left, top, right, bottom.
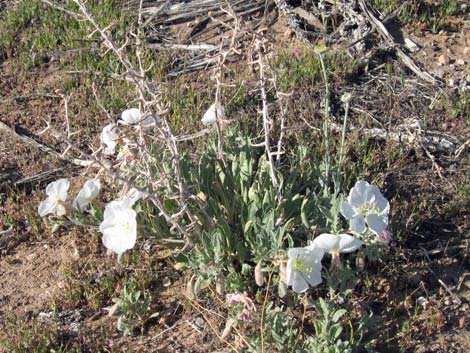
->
194, 276, 202, 296
279, 261, 287, 284
216, 273, 225, 296
221, 318, 236, 340
186, 276, 196, 300
340, 92, 352, 104
254, 262, 264, 286
356, 251, 365, 271
278, 278, 287, 298
378, 229, 392, 244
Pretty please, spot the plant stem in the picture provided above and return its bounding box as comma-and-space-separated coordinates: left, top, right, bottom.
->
318, 53, 330, 187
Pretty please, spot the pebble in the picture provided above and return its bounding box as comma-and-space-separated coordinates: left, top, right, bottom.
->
408, 273, 422, 286
438, 54, 450, 65
26, 253, 37, 261
434, 69, 445, 78
463, 47, 470, 55
456, 58, 465, 66
404, 38, 419, 52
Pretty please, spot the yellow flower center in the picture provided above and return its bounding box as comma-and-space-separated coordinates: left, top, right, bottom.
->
293, 257, 305, 272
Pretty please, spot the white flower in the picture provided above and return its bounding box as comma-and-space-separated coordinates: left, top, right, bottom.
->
120, 108, 141, 125
201, 102, 225, 126
100, 124, 118, 155
340, 180, 389, 235
38, 178, 70, 217
99, 203, 137, 255
72, 179, 101, 211
286, 247, 324, 293
309, 233, 364, 255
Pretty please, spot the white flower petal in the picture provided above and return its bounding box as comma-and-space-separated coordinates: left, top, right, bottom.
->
73, 179, 101, 211
201, 103, 225, 126
340, 200, 355, 219
46, 179, 70, 200
313, 233, 340, 252
349, 215, 367, 233
38, 197, 57, 217
100, 124, 118, 155
338, 233, 364, 253
366, 214, 388, 235
120, 108, 141, 125
348, 180, 369, 208
291, 272, 309, 293
303, 262, 323, 287
368, 186, 390, 214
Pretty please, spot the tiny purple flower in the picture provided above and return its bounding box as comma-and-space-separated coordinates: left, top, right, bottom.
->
107, 339, 113, 348
247, 89, 253, 96
293, 48, 300, 58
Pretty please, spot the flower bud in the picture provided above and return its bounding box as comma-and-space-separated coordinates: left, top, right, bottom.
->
254, 262, 264, 286
356, 251, 365, 271
221, 318, 236, 340
216, 273, 225, 296
340, 92, 352, 104
279, 260, 287, 283
378, 229, 392, 244
186, 276, 196, 300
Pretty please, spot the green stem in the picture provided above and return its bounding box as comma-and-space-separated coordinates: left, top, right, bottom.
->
337, 101, 349, 188
318, 53, 330, 186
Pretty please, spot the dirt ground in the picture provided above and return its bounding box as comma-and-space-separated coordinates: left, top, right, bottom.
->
1, 1, 470, 352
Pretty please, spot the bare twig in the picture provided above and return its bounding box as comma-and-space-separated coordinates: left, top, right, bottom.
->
419, 246, 462, 305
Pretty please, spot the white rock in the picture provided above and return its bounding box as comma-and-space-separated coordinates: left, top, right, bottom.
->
438, 54, 450, 66
404, 38, 419, 52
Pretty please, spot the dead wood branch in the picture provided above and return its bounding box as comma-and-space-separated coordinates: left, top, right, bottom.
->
358, 0, 438, 84
0, 120, 94, 167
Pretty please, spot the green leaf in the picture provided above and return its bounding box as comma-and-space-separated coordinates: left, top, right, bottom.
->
332, 309, 347, 323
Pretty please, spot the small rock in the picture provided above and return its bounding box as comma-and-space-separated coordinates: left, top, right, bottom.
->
283, 28, 294, 39
194, 317, 205, 329
408, 273, 422, 286
26, 253, 37, 261
434, 69, 445, 78
417, 296, 428, 308
404, 38, 419, 52
162, 276, 171, 287
69, 322, 81, 333
448, 78, 457, 87
438, 54, 450, 65
456, 58, 465, 66
463, 47, 470, 55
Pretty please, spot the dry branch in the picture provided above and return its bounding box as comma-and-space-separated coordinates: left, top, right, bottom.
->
0, 120, 94, 167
